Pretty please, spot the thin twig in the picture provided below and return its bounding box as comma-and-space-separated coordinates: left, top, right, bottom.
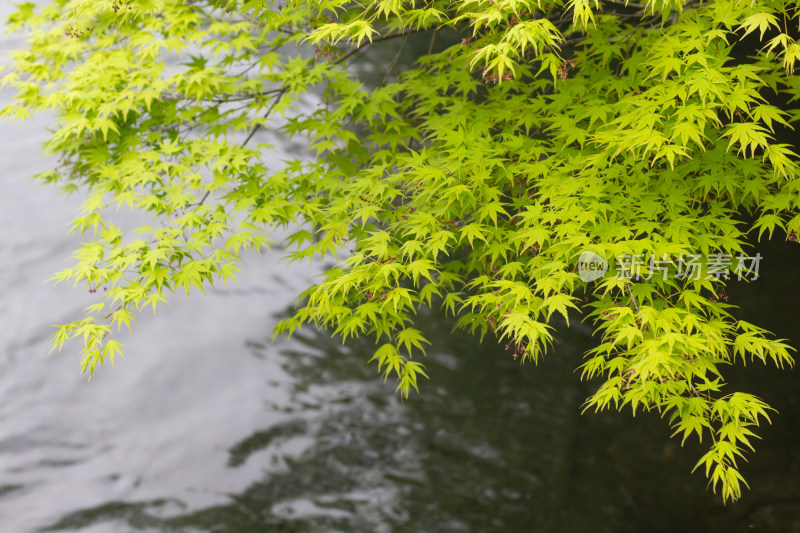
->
194, 86, 288, 207
333, 28, 426, 66
427, 27, 439, 55
379, 32, 411, 86
242, 86, 288, 146
626, 280, 641, 314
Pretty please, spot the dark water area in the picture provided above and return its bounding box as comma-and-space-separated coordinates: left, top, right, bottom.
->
4, 238, 799, 532
2, 8, 800, 533
29, 276, 800, 533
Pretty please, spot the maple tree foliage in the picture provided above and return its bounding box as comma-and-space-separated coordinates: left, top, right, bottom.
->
4, 0, 800, 502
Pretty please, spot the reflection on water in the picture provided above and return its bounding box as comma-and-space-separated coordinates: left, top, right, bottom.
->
30, 291, 800, 533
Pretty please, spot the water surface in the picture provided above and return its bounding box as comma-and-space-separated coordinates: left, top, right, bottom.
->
1, 8, 800, 532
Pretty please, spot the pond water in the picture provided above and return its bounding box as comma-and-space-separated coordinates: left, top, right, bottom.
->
1, 8, 800, 532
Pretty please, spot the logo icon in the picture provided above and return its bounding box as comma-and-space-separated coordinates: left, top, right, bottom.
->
577, 251, 608, 282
